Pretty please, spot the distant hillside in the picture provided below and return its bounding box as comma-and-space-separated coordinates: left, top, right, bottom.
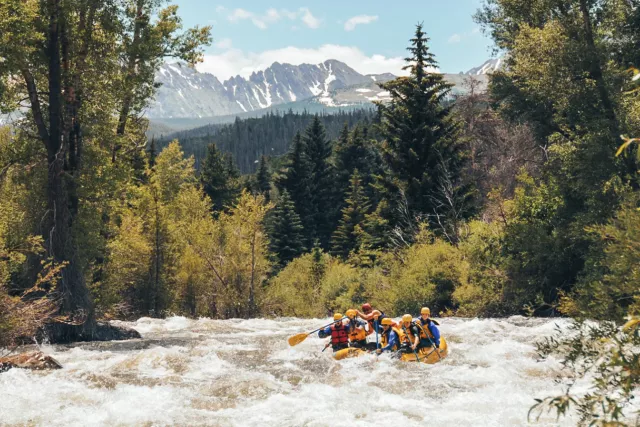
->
160, 109, 377, 174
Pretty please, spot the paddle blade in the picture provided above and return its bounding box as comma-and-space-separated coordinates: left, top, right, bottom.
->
288, 333, 309, 347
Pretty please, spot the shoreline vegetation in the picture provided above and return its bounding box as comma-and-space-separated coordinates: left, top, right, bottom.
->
1, 0, 640, 424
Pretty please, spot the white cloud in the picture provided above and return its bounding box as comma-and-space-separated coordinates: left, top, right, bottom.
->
300, 8, 321, 29
224, 7, 320, 30
448, 33, 462, 44
197, 44, 424, 81
214, 38, 233, 49
344, 15, 378, 31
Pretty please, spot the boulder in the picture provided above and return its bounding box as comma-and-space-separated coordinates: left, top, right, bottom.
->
0, 351, 62, 371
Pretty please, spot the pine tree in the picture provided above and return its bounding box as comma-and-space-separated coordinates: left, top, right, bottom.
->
303, 116, 335, 248
376, 24, 469, 238
276, 132, 313, 244
331, 170, 371, 259
148, 137, 157, 168
333, 124, 383, 201
201, 143, 240, 212
255, 155, 271, 201
267, 190, 306, 268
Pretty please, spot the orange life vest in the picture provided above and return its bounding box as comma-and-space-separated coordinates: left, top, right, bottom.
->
416, 319, 435, 340
348, 323, 367, 342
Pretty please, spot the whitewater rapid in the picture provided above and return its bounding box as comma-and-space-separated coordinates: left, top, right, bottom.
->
0, 316, 575, 426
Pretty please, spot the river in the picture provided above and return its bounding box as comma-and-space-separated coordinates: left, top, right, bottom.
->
0, 316, 576, 426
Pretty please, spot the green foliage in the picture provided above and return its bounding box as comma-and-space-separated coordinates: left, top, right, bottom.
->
200, 143, 241, 212
375, 24, 470, 240
255, 155, 272, 201
267, 190, 306, 269
531, 318, 640, 426
331, 170, 370, 259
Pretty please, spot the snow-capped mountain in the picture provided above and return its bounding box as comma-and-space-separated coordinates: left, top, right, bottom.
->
148, 59, 495, 120
466, 58, 503, 75
150, 60, 372, 118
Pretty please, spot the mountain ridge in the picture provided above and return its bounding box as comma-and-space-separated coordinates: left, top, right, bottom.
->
148, 58, 501, 120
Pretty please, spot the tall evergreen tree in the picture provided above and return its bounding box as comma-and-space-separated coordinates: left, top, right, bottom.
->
201, 143, 240, 212
303, 116, 335, 248
331, 170, 371, 259
375, 24, 470, 238
276, 132, 313, 244
333, 124, 383, 201
255, 155, 271, 201
267, 190, 306, 268
148, 137, 157, 168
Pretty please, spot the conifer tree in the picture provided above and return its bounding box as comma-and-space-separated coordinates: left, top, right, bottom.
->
148, 137, 157, 168
267, 190, 306, 268
303, 116, 335, 248
255, 155, 271, 201
331, 170, 371, 259
376, 24, 469, 237
201, 143, 240, 212
333, 124, 383, 201
276, 132, 313, 244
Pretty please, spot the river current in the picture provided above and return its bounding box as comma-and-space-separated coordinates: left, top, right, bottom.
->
0, 316, 577, 426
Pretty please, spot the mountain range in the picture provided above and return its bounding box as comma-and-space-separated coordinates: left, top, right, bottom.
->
148, 58, 502, 123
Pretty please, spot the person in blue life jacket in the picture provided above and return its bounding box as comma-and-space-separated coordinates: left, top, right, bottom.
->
318, 313, 349, 352
415, 307, 441, 349
376, 317, 403, 356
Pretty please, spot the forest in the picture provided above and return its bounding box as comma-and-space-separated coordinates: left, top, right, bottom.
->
1, 0, 640, 423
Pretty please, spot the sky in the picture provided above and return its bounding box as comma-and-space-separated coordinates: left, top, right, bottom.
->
172, 0, 496, 81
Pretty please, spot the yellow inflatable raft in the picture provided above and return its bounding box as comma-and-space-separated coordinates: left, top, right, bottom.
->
400, 337, 448, 364
333, 347, 367, 360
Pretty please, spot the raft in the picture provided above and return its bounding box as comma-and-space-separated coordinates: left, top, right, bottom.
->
333, 347, 367, 360
400, 337, 448, 364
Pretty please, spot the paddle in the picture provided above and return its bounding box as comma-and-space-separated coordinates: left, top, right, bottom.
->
288, 318, 346, 347
416, 321, 442, 361
374, 319, 379, 351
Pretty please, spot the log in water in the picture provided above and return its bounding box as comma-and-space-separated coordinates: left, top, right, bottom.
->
0, 316, 575, 426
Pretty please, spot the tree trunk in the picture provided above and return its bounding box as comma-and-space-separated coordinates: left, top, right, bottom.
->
44, 0, 94, 342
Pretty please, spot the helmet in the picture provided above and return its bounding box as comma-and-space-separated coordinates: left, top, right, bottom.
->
371, 310, 381, 319
381, 318, 394, 326
421, 307, 431, 316
402, 314, 413, 325
333, 313, 343, 321
346, 309, 357, 319
361, 303, 372, 313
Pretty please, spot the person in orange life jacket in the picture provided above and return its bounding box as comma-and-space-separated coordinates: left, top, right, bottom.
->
356, 303, 388, 334
399, 314, 423, 353
376, 317, 402, 356
344, 309, 369, 349
318, 313, 349, 351
415, 307, 441, 348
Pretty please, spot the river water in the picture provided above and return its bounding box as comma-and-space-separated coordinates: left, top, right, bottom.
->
0, 316, 577, 426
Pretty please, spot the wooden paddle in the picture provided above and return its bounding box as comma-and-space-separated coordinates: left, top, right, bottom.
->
288, 318, 345, 347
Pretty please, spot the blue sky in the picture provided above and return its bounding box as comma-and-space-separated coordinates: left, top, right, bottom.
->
173, 0, 495, 81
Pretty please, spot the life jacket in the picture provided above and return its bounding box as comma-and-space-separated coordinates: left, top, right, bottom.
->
348, 322, 367, 343
366, 311, 388, 335
416, 319, 435, 340
330, 323, 349, 350
381, 327, 403, 351
400, 322, 419, 345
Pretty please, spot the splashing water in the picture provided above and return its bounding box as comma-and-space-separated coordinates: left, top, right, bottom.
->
0, 316, 575, 426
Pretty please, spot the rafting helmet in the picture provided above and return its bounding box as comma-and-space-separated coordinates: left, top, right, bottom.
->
381, 318, 394, 326
402, 314, 413, 325
334, 313, 343, 321
346, 309, 357, 319
361, 303, 372, 313
421, 307, 431, 317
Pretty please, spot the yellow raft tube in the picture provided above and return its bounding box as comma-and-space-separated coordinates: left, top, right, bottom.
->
332, 337, 448, 364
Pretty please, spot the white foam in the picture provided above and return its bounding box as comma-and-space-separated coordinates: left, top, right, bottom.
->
0, 317, 581, 426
